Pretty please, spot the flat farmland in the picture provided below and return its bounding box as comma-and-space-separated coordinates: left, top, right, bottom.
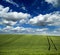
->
0, 34, 60, 55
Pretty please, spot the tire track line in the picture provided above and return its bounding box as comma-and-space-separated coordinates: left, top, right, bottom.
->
47, 36, 51, 50
49, 37, 57, 51
47, 36, 57, 51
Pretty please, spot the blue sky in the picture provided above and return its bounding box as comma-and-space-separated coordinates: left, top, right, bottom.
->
0, 0, 60, 35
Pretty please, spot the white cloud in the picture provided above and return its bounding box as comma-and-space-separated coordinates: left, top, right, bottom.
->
1, 7, 9, 13
29, 11, 60, 26
1, 12, 31, 21
19, 19, 27, 24
36, 28, 48, 32
2, 26, 13, 32
0, 5, 4, 11
0, 26, 60, 35
0, 5, 31, 21
0, 5, 31, 26
3, 0, 19, 7
2, 19, 17, 26
0, 26, 49, 34
45, 0, 60, 7
0, 5, 60, 35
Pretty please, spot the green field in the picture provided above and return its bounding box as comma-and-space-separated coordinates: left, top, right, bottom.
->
0, 34, 60, 55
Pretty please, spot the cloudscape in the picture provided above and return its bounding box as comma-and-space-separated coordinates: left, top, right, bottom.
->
0, 0, 60, 35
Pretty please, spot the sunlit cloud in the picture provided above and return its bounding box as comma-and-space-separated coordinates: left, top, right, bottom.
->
29, 11, 60, 26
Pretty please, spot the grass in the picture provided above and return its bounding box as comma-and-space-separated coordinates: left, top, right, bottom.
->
0, 34, 60, 55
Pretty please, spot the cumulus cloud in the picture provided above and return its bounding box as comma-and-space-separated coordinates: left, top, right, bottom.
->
0, 5, 31, 26
1, 12, 31, 21
0, 26, 49, 34
3, 0, 19, 7
2, 26, 13, 32
0, 25, 60, 35
0, 5, 60, 35
2, 19, 17, 26
29, 11, 60, 26
1, 26, 60, 35
45, 0, 60, 7
0, 5, 31, 21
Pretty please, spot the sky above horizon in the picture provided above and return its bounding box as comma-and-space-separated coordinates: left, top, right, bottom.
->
0, 0, 60, 35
